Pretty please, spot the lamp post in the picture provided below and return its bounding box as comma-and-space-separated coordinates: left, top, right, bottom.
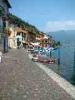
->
57, 47, 60, 65
73, 48, 75, 73
2, 16, 8, 53
50, 50, 52, 58
0, 6, 4, 51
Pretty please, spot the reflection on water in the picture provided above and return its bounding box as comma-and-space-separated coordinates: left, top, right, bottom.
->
47, 41, 75, 85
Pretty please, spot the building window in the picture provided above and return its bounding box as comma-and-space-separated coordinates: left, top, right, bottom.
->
45, 40, 47, 43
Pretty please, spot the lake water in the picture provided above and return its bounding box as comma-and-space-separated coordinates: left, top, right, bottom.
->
47, 32, 75, 85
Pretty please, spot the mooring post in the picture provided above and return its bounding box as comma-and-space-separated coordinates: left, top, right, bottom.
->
58, 47, 60, 65
2, 17, 8, 53
73, 48, 75, 68
50, 50, 52, 58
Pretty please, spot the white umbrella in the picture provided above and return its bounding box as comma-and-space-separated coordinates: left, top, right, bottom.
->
43, 35, 48, 39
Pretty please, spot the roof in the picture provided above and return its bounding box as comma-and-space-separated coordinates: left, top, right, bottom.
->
4, 0, 11, 8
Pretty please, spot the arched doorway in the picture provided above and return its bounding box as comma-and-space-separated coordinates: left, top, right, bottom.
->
16, 32, 26, 48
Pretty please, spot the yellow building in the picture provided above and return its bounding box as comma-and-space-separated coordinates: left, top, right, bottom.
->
36, 32, 50, 47
7, 24, 36, 48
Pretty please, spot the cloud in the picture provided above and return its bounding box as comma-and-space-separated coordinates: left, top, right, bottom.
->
45, 21, 75, 32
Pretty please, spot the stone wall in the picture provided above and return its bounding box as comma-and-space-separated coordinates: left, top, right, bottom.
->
0, 0, 10, 52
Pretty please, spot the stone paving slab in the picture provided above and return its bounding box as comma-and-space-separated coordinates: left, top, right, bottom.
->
0, 49, 74, 100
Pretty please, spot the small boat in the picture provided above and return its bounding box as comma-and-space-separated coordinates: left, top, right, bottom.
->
32, 53, 56, 64
38, 54, 56, 64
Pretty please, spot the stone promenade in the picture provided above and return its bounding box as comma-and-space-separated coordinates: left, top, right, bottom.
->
0, 49, 74, 100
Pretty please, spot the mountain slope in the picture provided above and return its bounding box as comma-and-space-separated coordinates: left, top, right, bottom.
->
47, 30, 75, 42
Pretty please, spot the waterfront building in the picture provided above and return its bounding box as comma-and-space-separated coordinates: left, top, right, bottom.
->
0, 0, 11, 52
36, 32, 52, 47
7, 24, 36, 48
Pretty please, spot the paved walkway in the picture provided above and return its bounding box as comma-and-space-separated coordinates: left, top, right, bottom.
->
0, 49, 74, 100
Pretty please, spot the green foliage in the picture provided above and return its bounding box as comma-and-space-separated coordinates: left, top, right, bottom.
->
8, 13, 39, 34
52, 40, 61, 48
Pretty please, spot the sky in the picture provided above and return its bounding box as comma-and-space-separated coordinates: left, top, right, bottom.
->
9, 0, 75, 32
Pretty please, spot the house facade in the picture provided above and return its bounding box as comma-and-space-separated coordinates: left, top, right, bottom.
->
0, 0, 11, 51
7, 24, 36, 49
36, 32, 49, 47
